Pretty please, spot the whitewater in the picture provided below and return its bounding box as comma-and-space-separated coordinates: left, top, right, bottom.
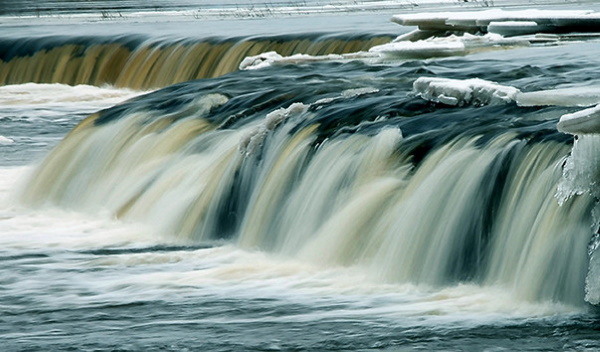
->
3, 1, 600, 351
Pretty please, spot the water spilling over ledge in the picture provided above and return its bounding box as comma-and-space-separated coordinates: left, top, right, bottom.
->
0, 34, 393, 89
16, 47, 597, 306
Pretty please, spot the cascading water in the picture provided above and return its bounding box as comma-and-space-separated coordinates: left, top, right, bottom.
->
0, 34, 392, 89
5, 3, 600, 350
17, 51, 597, 307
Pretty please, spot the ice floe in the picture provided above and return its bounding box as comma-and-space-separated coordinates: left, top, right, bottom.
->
412, 78, 600, 110
412, 77, 520, 106
370, 37, 466, 58
370, 32, 527, 58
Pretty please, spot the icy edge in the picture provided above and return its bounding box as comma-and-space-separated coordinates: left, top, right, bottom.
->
558, 105, 600, 135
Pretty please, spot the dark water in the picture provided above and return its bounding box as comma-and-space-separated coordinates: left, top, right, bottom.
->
3, 1, 600, 351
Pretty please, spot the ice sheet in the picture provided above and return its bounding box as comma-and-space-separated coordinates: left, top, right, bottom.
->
392, 9, 600, 34
517, 87, 600, 107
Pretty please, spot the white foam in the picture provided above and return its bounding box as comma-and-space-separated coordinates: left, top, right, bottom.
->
0, 166, 156, 250
412, 77, 520, 106
0, 83, 145, 108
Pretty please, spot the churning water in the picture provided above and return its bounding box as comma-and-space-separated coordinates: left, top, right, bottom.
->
2, 1, 600, 351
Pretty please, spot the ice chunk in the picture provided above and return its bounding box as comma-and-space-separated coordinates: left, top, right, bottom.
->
239, 103, 308, 156
370, 40, 466, 58
239, 51, 378, 70
414, 77, 600, 109
314, 87, 379, 106
557, 105, 600, 135
0, 83, 143, 106
341, 87, 379, 98
239, 51, 283, 70
0, 136, 14, 145
413, 77, 520, 106
370, 33, 527, 59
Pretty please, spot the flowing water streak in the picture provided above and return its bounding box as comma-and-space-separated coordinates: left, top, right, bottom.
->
486, 141, 591, 304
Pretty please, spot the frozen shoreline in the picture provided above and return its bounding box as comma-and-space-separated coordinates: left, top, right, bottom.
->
3, 1, 600, 39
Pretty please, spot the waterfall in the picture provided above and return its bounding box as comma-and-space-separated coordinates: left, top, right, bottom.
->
17, 64, 593, 306
0, 34, 392, 89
